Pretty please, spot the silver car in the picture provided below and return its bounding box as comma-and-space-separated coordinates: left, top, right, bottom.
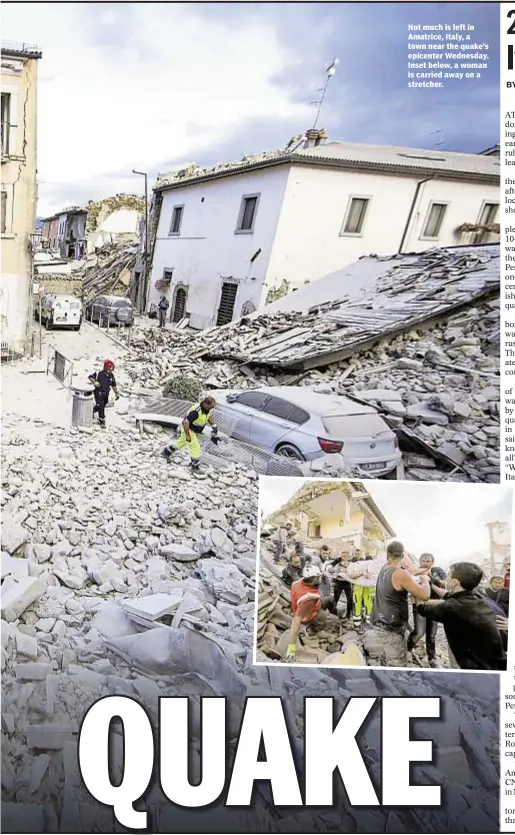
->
211, 387, 402, 477
86, 295, 134, 326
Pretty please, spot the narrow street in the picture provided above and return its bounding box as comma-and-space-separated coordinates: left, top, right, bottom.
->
2, 321, 131, 434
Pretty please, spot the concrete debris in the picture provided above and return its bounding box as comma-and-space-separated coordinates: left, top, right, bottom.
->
121, 592, 183, 622
2, 576, 47, 622
0, 312, 500, 832
129, 245, 499, 370
117, 249, 499, 485
2, 516, 29, 555
258, 551, 448, 672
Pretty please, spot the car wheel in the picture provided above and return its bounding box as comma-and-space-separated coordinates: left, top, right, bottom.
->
275, 444, 305, 461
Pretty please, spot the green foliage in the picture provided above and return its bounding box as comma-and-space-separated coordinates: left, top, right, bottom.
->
162, 374, 203, 402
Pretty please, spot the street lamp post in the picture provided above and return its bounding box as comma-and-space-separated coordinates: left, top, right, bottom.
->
132, 169, 149, 313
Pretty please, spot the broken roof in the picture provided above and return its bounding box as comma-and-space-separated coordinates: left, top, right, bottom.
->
155, 139, 499, 192
268, 480, 396, 537
40, 206, 87, 223
1, 41, 42, 60
194, 244, 499, 372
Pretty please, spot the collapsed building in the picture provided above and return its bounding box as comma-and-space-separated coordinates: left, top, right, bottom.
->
39, 195, 144, 266
33, 241, 138, 304
258, 481, 398, 666
265, 480, 395, 555
119, 243, 500, 483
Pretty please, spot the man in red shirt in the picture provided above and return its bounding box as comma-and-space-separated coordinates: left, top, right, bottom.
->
282, 564, 324, 662
504, 561, 510, 590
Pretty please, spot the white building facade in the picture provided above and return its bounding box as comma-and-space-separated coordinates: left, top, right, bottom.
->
148, 133, 500, 329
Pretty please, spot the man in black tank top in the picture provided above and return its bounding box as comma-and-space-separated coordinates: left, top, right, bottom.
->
364, 540, 431, 667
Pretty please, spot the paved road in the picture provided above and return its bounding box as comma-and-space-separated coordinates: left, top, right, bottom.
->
2, 320, 133, 430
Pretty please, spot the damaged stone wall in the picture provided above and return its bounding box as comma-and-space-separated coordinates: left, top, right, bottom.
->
85, 194, 146, 234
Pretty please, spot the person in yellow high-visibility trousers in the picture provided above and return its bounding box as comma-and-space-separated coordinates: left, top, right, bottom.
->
347, 552, 379, 628
162, 397, 217, 472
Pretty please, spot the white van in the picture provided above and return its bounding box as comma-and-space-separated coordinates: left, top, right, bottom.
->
36, 295, 83, 331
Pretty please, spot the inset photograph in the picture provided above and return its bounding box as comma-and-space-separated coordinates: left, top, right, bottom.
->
255, 477, 511, 672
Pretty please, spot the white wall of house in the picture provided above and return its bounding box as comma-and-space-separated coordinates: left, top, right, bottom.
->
148, 166, 289, 328
57, 213, 67, 243
149, 161, 499, 328
402, 178, 500, 250
264, 165, 500, 292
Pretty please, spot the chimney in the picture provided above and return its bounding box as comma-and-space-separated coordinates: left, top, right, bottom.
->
303, 128, 328, 148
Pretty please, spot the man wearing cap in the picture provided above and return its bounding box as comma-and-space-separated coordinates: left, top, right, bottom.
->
282, 563, 332, 662
162, 396, 218, 472
88, 360, 119, 429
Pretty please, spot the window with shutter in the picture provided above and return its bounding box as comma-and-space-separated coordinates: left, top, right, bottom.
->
422, 203, 447, 239
169, 205, 184, 235
341, 197, 370, 235
236, 194, 260, 233
1, 94, 10, 157
1, 191, 7, 234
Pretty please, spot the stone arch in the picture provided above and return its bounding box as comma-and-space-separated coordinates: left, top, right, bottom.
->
171, 283, 188, 323
85, 194, 146, 233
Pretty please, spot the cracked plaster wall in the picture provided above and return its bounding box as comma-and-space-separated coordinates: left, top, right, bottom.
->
1, 54, 39, 352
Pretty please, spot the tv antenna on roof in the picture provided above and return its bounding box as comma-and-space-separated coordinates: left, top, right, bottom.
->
311, 58, 339, 130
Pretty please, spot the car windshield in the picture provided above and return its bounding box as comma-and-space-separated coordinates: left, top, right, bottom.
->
322, 414, 390, 439
112, 299, 131, 307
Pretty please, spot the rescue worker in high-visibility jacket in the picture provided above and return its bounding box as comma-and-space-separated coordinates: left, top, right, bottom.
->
161, 397, 217, 471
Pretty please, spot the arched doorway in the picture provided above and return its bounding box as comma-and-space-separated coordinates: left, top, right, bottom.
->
171, 285, 188, 323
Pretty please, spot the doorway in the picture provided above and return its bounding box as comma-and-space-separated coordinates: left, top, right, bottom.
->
216, 282, 238, 326
171, 286, 187, 323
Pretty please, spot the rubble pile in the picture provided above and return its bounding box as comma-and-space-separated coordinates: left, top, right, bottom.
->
0, 417, 500, 831
303, 298, 501, 483
257, 556, 452, 669
79, 242, 138, 304
131, 246, 499, 369
121, 295, 499, 483
258, 565, 352, 664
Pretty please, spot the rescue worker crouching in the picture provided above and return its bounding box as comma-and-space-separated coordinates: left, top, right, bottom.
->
161, 397, 217, 471
282, 564, 334, 663
88, 360, 119, 429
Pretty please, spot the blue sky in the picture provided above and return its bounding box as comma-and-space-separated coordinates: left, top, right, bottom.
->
3, 2, 500, 215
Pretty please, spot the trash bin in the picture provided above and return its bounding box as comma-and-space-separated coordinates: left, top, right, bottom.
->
71, 385, 94, 428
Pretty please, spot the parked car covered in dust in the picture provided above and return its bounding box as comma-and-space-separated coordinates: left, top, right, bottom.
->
210, 386, 402, 477
85, 295, 134, 326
